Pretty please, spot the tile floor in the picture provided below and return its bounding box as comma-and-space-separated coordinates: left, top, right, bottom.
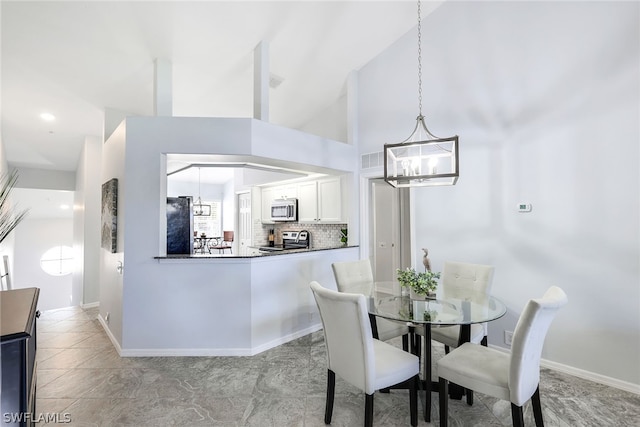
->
35, 306, 640, 426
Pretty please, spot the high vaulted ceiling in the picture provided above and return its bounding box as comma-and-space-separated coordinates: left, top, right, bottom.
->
2, 1, 444, 174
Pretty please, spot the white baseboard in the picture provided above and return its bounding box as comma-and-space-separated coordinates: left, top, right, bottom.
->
120, 347, 254, 357
97, 313, 123, 355
249, 323, 323, 356
488, 344, 640, 395
81, 301, 99, 309
103, 321, 324, 358
541, 358, 640, 395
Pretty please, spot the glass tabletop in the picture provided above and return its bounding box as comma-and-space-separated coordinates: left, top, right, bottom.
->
368, 292, 507, 325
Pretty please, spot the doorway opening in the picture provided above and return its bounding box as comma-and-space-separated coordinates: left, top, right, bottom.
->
369, 178, 411, 294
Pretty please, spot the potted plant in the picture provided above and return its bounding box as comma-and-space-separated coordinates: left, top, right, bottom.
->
339, 228, 348, 246
0, 171, 28, 245
397, 267, 440, 299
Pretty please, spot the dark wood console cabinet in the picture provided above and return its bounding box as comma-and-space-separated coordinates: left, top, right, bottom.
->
1, 287, 40, 427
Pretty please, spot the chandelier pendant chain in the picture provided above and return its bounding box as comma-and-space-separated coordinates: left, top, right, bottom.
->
417, 0, 423, 118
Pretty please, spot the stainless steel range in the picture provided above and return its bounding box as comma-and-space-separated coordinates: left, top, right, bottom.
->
259, 230, 310, 252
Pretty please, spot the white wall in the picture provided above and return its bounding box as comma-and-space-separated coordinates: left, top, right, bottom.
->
73, 135, 102, 306
222, 179, 234, 231
12, 218, 73, 310
357, 1, 639, 387
0, 139, 17, 286
300, 93, 348, 142
13, 167, 75, 191
99, 123, 127, 346
167, 179, 225, 200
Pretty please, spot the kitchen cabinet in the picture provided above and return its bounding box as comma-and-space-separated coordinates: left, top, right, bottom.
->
272, 184, 297, 200
298, 176, 343, 223
261, 187, 274, 223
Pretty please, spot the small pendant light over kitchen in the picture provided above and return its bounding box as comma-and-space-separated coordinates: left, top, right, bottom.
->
384, 0, 459, 188
193, 168, 211, 216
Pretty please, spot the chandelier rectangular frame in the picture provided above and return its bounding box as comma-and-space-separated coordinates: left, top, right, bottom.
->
384, 135, 459, 188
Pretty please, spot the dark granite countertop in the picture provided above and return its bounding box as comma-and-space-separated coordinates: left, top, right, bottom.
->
154, 245, 358, 259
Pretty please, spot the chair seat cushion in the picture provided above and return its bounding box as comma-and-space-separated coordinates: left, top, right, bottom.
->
373, 340, 419, 392
431, 324, 485, 348
437, 342, 510, 401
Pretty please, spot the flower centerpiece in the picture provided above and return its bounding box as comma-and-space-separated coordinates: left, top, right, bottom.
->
397, 267, 440, 299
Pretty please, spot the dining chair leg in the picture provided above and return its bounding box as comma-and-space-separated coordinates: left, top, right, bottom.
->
364, 393, 374, 427
410, 375, 418, 427
466, 389, 474, 406
531, 386, 544, 427
439, 377, 448, 427
511, 403, 525, 427
481, 335, 488, 346
325, 370, 335, 424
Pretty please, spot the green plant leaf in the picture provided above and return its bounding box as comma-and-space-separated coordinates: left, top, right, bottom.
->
0, 171, 29, 244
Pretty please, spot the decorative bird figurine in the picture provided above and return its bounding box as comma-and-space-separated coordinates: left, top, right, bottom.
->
422, 248, 431, 272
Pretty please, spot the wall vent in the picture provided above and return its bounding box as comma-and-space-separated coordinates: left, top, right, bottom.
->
361, 151, 384, 169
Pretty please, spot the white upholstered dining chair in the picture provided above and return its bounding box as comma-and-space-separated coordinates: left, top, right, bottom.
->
411, 261, 494, 404
437, 286, 568, 427
332, 259, 411, 351
431, 261, 495, 351
310, 281, 419, 427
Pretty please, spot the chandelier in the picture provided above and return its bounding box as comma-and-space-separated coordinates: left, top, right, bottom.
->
193, 168, 211, 216
384, 0, 459, 188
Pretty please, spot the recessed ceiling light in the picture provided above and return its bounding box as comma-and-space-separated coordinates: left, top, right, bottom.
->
40, 113, 55, 121
60, 204, 70, 210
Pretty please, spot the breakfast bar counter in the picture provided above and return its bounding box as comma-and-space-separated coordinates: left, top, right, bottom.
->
107, 245, 359, 357
154, 244, 358, 260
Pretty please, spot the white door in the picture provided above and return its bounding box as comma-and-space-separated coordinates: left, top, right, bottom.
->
371, 179, 409, 294
238, 192, 252, 255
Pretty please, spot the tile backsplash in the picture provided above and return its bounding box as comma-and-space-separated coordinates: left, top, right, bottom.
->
253, 221, 347, 249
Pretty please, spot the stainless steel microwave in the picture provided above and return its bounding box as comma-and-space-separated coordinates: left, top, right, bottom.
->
271, 199, 297, 221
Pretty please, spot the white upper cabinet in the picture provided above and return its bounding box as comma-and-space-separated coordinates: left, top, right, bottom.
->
297, 181, 319, 223
261, 187, 274, 223
272, 184, 297, 200
298, 176, 343, 223
260, 176, 343, 224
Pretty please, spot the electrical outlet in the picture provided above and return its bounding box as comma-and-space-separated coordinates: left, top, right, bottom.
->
504, 330, 513, 346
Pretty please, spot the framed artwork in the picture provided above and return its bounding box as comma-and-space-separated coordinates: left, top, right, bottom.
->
101, 178, 118, 253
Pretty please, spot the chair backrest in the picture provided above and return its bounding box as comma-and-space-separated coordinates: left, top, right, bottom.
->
509, 286, 568, 406
223, 230, 234, 243
441, 261, 494, 299
331, 259, 374, 296
310, 281, 376, 394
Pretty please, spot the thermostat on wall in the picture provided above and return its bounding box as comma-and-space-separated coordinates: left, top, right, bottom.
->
517, 203, 532, 212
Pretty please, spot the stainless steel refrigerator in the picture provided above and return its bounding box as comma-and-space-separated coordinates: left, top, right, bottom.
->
167, 196, 194, 255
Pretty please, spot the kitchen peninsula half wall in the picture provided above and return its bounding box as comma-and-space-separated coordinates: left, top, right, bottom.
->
108, 246, 359, 356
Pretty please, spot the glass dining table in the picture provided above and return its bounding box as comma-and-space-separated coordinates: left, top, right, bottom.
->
368, 291, 507, 422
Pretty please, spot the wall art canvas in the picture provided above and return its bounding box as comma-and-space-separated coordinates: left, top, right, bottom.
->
101, 178, 118, 253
